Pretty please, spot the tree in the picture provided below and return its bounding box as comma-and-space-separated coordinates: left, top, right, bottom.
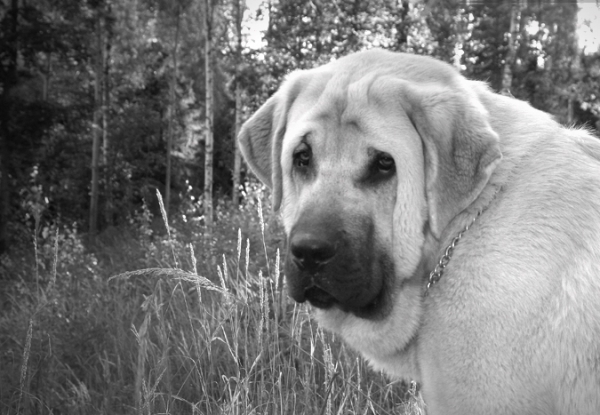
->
165, 3, 182, 216
102, 3, 114, 226
0, 0, 82, 253
89, 4, 106, 245
462, 2, 515, 91
232, 0, 244, 207
426, 0, 467, 65
500, 1, 581, 123
500, 0, 521, 94
204, 0, 216, 235
0, 0, 19, 255
0, 0, 596, 260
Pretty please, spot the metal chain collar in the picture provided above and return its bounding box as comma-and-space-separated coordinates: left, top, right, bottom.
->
424, 187, 501, 297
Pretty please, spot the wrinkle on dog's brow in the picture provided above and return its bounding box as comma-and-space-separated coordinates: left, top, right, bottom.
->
306, 72, 379, 136
341, 74, 380, 129
311, 72, 351, 124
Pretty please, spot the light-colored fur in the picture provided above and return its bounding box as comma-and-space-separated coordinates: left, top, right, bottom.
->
238, 49, 600, 414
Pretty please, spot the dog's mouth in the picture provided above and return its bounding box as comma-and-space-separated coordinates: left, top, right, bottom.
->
304, 286, 337, 309
298, 282, 389, 319
284, 217, 394, 319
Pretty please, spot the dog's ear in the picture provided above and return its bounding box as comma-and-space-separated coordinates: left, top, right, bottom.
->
238, 72, 306, 211
398, 81, 502, 238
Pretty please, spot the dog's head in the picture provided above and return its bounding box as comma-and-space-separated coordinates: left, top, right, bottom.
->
238, 50, 501, 363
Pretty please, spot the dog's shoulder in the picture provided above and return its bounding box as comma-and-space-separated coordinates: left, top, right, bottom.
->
571, 129, 600, 164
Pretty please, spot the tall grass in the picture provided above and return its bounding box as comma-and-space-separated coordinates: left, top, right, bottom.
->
0, 184, 425, 414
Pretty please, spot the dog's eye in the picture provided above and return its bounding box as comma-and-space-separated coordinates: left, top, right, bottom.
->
294, 148, 312, 168
377, 154, 395, 173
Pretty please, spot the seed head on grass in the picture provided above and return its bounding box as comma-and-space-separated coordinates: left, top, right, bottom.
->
236, 228, 242, 282
274, 246, 280, 283
50, 227, 58, 290
258, 270, 265, 352
33, 232, 39, 293
257, 198, 265, 237
189, 243, 198, 275
403, 381, 427, 415
217, 265, 226, 292
221, 254, 229, 285
110, 268, 226, 297
256, 198, 271, 277
156, 189, 178, 268
188, 243, 202, 302
244, 238, 250, 293
18, 318, 34, 413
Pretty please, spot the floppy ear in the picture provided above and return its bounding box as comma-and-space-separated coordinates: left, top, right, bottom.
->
398, 81, 502, 238
238, 72, 306, 211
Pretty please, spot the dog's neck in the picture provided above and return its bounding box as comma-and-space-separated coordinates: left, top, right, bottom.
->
421, 183, 503, 295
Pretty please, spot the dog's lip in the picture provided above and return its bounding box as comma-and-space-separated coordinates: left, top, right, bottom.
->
302, 283, 388, 318
304, 286, 337, 309
285, 255, 392, 318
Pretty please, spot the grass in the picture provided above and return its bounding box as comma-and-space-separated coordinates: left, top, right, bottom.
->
0, 185, 425, 414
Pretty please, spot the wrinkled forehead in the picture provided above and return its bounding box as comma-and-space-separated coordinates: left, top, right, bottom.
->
283, 71, 418, 162
283, 72, 385, 157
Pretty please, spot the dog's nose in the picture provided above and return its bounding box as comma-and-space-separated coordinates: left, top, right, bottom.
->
290, 232, 336, 272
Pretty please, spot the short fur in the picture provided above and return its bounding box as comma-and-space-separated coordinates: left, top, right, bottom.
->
238, 49, 600, 415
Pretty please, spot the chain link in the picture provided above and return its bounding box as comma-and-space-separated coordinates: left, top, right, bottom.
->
424, 186, 503, 296
424, 209, 483, 296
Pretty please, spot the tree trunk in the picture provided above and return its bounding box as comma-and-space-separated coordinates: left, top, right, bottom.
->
165, 7, 181, 217
500, 0, 520, 95
0, 0, 19, 255
567, 97, 575, 125
0, 115, 9, 255
396, 1, 410, 49
103, 5, 113, 226
89, 12, 104, 246
232, 0, 243, 207
233, 84, 243, 206
42, 52, 51, 101
203, 0, 215, 236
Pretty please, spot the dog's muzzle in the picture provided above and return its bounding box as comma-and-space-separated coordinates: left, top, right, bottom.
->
284, 211, 391, 317
287, 227, 339, 308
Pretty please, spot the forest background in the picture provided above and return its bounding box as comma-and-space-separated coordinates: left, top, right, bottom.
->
1, 0, 599, 414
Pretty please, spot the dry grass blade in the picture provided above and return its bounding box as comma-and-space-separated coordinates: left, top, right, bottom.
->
3, 186, 421, 414
109, 268, 226, 294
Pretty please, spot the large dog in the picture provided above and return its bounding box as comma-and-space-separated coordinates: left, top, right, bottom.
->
238, 49, 600, 414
